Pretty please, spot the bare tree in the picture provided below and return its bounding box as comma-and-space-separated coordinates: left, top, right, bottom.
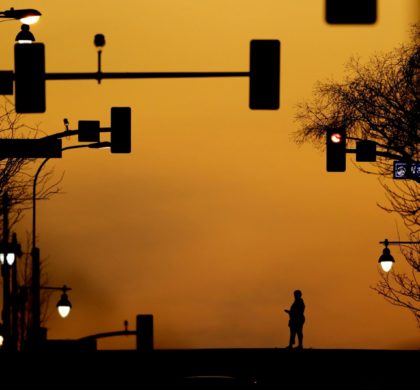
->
0, 96, 62, 348
0, 97, 62, 227
294, 24, 419, 326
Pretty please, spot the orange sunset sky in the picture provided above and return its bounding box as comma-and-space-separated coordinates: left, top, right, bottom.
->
1, 0, 419, 349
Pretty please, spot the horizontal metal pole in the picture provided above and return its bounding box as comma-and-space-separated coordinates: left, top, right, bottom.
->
41, 129, 78, 140
41, 286, 72, 291
45, 71, 250, 80
375, 151, 404, 160
379, 241, 420, 245
79, 330, 136, 341
41, 128, 111, 141
346, 148, 402, 160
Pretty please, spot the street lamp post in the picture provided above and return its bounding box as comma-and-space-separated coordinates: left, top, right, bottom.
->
378, 239, 420, 272
31, 142, 110, 347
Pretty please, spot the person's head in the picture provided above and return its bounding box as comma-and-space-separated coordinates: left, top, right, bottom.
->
294, 290, 302, 299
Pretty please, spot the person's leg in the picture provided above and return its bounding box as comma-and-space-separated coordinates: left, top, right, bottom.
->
297, 324, 303, 348
289, 327, 296, 347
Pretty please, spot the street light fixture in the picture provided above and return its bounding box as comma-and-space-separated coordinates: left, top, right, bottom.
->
0, 8, 41, 24
0, 251, 15, 266
2, 250, 15, 266
378, 239, 420, 272
0, 323, 4, 347
378, 240, 395, 272
15, 24, 36, 43
0, 232, 22, 266
42, 285, 72, 319
56, 286, 72, 318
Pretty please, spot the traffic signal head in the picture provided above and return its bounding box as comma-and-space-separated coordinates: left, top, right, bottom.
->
326, 128, 346, 172
249, 40, 280, 110
14, 42, 46, 113
356, 140, 376, 162
111, 107, 131, 153
78, 120, 100, 142
326, 0, 377, 24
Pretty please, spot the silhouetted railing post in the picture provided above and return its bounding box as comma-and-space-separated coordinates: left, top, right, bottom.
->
136, 314, 154, 351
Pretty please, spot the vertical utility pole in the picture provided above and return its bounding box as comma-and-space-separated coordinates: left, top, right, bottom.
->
11, 233, 18, 350
31, 247, 40, 347
30, 157, 50, 349
1, 193, 11, 350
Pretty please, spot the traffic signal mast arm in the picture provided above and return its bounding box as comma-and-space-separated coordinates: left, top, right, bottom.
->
40, 127, 110, 141
49, 107, 131, 153
326, 131, 412, 173
40, 107, 130, 154
345, 148, 403, 161
45, 71, 249, 80
0, 107, 130, 158
9, 39, 280, 112
346, 136, 407, 161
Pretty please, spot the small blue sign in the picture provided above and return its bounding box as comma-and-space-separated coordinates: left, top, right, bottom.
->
393, 162, 420, 179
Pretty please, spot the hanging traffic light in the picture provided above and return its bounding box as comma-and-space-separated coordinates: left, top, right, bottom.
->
326, 128, 346, 172
14, 43, 46, 113
249, 40, 280, 110
110, 107, 131, 153
325, 0, 377, 24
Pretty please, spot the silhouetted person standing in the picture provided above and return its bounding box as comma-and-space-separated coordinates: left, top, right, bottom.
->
285, 289, 305, 349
